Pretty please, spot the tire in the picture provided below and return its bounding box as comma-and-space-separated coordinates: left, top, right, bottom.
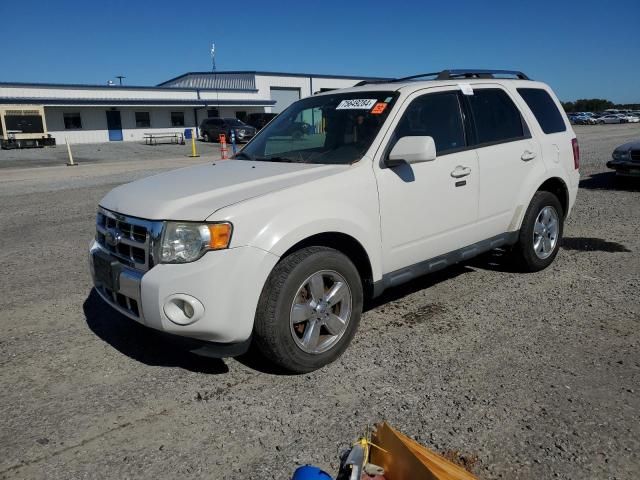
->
202, 132, 210, 142
511, 191, 564, 272
253, 246, 363, 373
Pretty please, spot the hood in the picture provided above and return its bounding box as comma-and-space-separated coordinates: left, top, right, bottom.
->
100, 160, 347, 221
614, 141, 640, 152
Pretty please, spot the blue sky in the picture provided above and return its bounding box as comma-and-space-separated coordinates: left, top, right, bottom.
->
2, 0, 639, 103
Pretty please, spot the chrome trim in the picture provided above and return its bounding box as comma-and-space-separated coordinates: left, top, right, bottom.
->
90, 241, 145, 321
96, 206, 164, 272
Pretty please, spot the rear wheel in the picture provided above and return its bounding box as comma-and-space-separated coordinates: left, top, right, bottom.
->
253, 246, 363, 373
511, 191, 564, 272
202, 132, 210, 142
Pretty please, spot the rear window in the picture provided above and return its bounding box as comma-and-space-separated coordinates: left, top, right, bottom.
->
467, 89, 525, 145
517, 88, 566, 134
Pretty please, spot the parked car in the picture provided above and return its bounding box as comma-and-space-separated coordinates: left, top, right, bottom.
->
199, 117, 257, 143
246, 112, 278, 131
607, 141, 640, 176
619, 114, 639, 123
569, 114, 596, 125
577, 115, 597, 125
89, 69, 579, 372
598, 114, 624, 124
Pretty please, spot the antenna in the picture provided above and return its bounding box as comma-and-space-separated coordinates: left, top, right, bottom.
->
115, 75, 126, 86
211, 42, 220, 117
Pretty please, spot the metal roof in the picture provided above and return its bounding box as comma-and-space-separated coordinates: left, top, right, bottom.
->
0, 98, 276, 107
158, 71, 391, 87
159, 72, 258, 90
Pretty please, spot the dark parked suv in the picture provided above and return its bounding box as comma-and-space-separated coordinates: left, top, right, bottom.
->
246, 113, 278, 131
199, 118, 257, 143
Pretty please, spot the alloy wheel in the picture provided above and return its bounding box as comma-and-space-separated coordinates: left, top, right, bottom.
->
289, 270, 352, 354
533, 206, 559, 260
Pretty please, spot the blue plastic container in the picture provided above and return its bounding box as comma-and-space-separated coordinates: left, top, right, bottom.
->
291, 465, 333, 480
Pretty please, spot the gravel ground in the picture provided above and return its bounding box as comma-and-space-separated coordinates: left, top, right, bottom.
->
0, 124, 638, 479
0, 139, 225, 169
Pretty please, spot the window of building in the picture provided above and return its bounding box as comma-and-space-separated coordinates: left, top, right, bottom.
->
171, 111, 185, 127
135, 112, 151, 128
63, 112, 82, 130
467, 89, 525, 145
517, 88, 566, 134
394, 91, 466, 155
207, 108, 219, 118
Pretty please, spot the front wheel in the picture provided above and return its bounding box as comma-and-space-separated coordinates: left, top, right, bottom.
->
511, 191, 564, 272
253, 246, 363, 373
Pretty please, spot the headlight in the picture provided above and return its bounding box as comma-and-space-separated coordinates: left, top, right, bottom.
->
160, 222, 232, 263
613, 150, 630, 160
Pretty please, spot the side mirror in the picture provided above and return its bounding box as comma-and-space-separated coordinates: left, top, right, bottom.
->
386, 136, 437, 166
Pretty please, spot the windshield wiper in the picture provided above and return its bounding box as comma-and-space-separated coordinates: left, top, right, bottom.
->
253, 156, 298, 163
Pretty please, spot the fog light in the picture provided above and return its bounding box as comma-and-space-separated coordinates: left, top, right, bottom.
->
183, 300, 194, 319
163, 294, 205, 325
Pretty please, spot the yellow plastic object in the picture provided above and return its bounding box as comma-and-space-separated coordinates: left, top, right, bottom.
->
189, 128, 200, 157
370, 422, 478, 480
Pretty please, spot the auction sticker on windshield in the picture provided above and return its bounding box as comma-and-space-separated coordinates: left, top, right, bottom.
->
336, 99, 377, 110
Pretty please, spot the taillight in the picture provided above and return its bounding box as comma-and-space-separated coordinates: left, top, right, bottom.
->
571, 138, 580, 169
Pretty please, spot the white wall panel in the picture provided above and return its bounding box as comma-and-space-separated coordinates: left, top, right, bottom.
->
20, 73, 370, 145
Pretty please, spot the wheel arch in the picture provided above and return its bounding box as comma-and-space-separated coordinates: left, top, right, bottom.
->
536, 176, 569, 218
280, 232, 375, 299
511, 175, 570, 232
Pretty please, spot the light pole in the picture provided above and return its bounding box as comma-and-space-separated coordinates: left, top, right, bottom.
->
115, 75, 126, 86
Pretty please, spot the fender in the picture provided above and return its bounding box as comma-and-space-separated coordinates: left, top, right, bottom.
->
508, 168, 570, 232
212, 162, 384, 282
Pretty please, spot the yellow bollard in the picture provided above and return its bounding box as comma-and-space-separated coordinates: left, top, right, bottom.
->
189, 128, 200, 158
65, 136, 77, 166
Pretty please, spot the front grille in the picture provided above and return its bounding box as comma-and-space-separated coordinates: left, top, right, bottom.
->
631, 149, 640, 162
95, 207, 159, 271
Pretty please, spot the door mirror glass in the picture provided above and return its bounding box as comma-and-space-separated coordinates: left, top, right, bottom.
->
387, 136, 436, 166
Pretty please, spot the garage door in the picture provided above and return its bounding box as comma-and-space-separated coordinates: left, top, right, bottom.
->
270, 87, 300, 113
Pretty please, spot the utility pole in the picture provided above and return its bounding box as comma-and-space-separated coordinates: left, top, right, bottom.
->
115, 75, 126, 86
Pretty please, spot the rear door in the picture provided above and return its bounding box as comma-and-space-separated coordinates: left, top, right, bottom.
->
465, 87, 545, 239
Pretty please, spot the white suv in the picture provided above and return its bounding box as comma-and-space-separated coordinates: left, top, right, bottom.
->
90, 69, 580, 372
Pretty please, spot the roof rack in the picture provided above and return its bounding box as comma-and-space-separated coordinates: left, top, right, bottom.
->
354, 69, 530, 86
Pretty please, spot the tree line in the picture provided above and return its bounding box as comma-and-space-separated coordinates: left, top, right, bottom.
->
561, 99, 640, 112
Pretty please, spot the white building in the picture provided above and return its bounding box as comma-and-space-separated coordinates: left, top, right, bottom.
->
0, 71, 387, 145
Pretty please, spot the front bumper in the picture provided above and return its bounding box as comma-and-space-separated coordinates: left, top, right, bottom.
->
89, 240, 279, 344
607, 159, 640, 176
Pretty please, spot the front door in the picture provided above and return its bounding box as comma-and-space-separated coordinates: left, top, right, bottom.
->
106, 111, 123, 141
375, 88, 480, 274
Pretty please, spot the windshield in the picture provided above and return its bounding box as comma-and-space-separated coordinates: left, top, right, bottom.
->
238, 91, 398, 164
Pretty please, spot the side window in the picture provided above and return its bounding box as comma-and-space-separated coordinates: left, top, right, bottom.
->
395, 92, 466, 155
467, 89, 525, 145
170, 111, 185, 127
63, 112, 82, 130
517, 88, 566, 134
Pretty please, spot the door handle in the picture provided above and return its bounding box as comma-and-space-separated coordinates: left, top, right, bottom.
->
450, 166, 471, 178
521, 150, 537, 161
